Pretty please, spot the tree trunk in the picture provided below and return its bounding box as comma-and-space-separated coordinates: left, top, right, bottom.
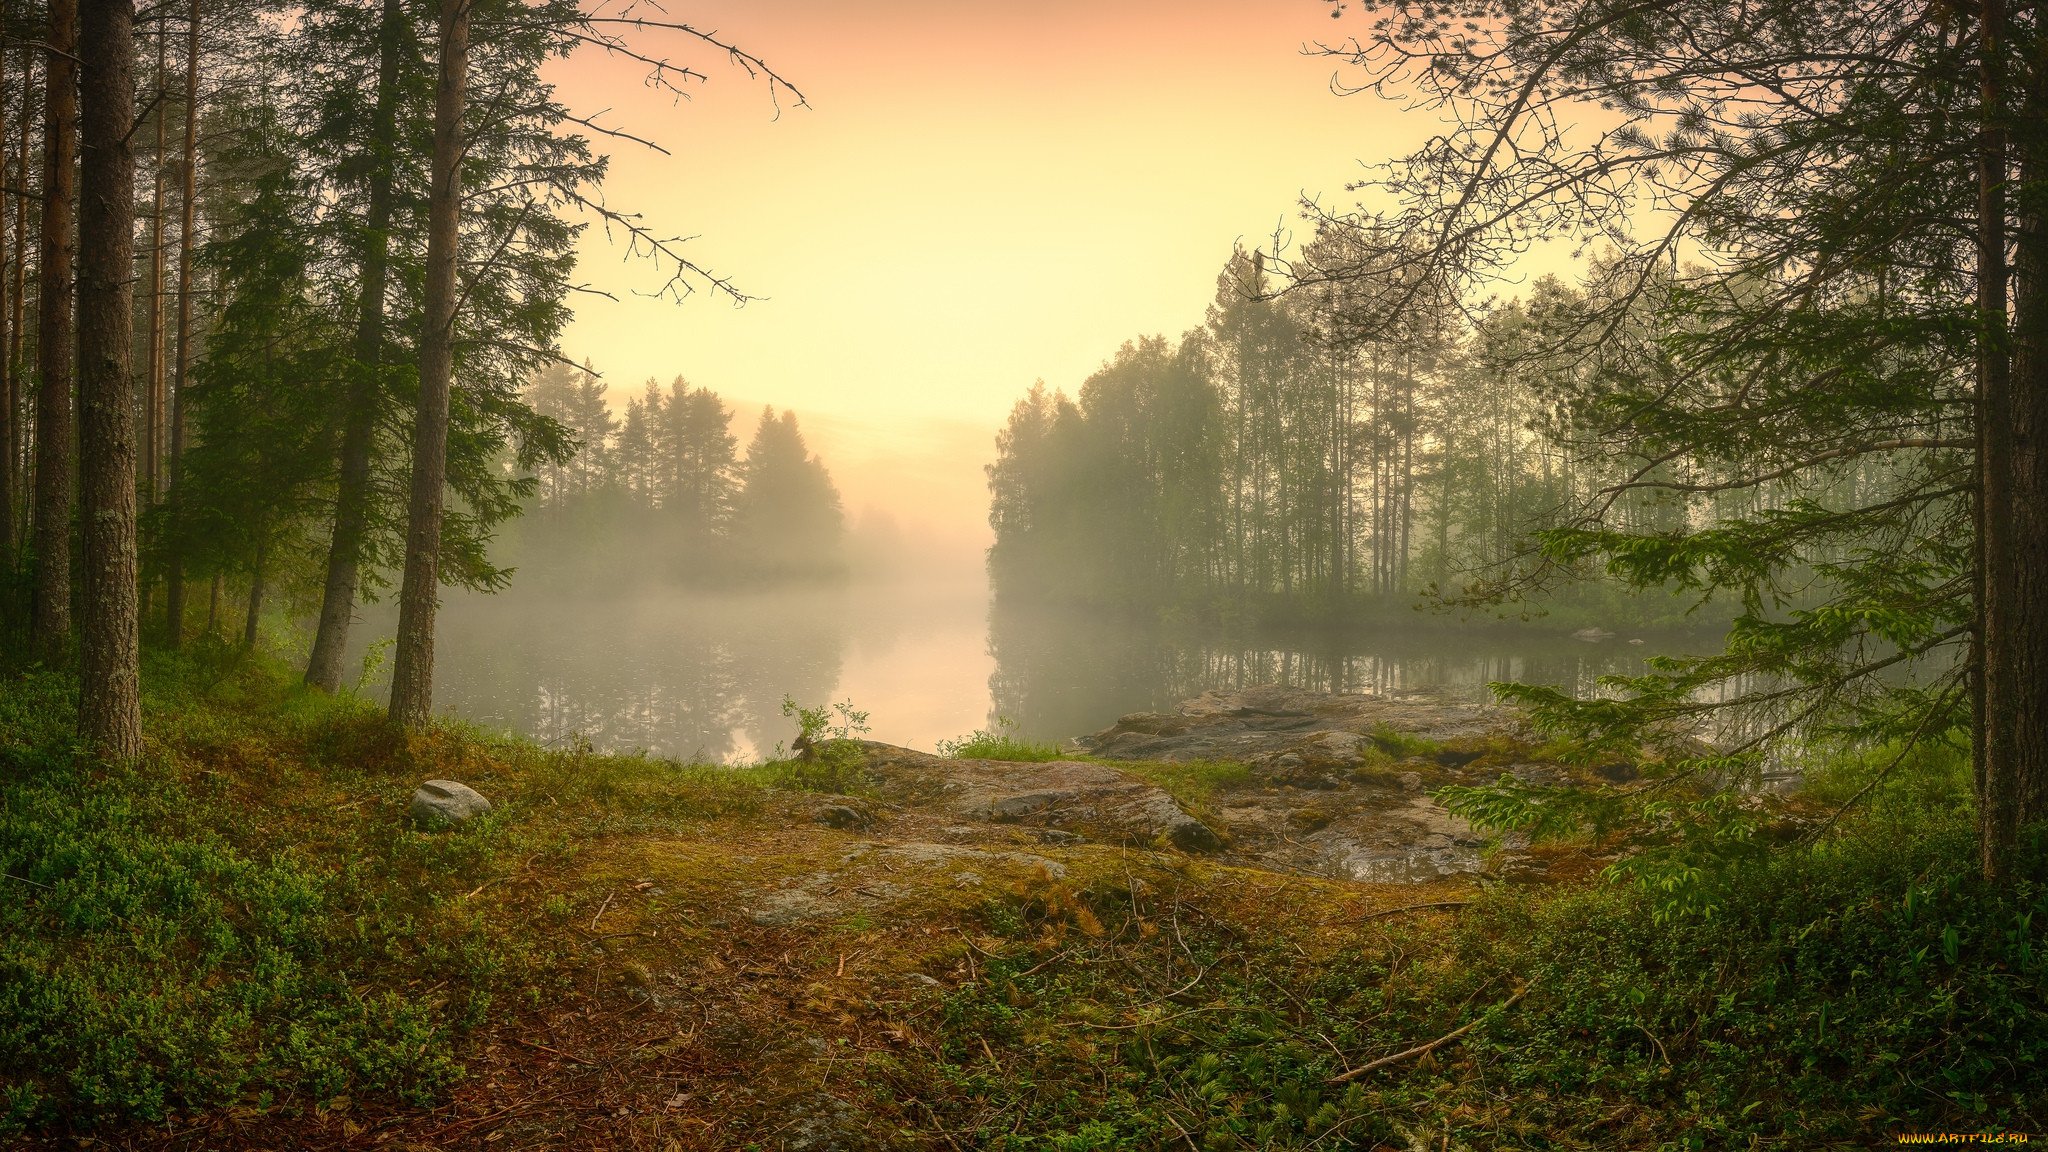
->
1, 40, 17, 587
162, 0, 199, 647
143, 16, 165, 503
31, 0, 77, 664
242, 542, 263, 649
9, 40, 27, 541
387, 0, 468, 727
303, 0, 403, 692
1982, 1, 2048, 880
1974, 0, 2005, 879
76, 0, 141, 758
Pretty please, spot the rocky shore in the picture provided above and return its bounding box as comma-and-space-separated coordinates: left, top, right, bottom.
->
839, 685, 1581, 888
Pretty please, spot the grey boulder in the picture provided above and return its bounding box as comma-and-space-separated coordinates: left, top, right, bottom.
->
410, 779, 492, 828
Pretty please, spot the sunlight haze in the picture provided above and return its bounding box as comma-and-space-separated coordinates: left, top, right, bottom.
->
546, 0, 1436, 542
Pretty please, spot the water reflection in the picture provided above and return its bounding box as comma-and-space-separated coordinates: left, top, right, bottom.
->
346, 579, 1703, 761
986, 601, 1676, 744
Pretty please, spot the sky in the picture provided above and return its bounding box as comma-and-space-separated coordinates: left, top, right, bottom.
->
544, 0, 1449, 552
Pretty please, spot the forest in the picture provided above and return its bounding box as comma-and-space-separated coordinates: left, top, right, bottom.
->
986, 246, 1944, 641
0, 0, 2044, 1147
514, 363, 846, 587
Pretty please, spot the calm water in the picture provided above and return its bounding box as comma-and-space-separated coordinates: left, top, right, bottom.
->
347, 578, 1684, 763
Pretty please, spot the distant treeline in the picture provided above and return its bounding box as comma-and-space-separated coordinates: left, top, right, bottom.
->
987, 250, 1774, 626
508, 363, 845, 586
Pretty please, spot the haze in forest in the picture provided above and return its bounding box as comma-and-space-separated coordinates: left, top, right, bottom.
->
534, 0, 1518, 549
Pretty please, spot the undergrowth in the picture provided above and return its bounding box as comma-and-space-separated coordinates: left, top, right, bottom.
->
882, 815, 2047, 1149
0, 643, 763, 1131
3, 644, 2044, 1149
1112, 758, 1253, 818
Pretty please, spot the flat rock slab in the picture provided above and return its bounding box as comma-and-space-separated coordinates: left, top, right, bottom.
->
741, 841, 1067, 926
857, 745, 1224, 853
1074, 685, 1548, 884
1078, 684, 1506, 765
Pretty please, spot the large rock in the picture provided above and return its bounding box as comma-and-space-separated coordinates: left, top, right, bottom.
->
1069, 686, 1539, 884
1077, 684, 1506, 764
857, 744, 1225, 854
410, 779, 492, 828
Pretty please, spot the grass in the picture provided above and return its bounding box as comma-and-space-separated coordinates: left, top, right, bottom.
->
1367, 721, 1444, 759
891, 815, 2048, 1150
1, 644, 2043, 1148
1111, 758, 1254, 820
936, 717, 1064, 762
0, 641, 769, 1130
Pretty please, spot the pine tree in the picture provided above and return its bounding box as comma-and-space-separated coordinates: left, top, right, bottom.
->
1302, 0, 2038, 879
75, 0, 141, 757
733, 407, 842, 577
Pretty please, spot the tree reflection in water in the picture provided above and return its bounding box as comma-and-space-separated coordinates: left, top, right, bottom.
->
349, 583, 1687, 760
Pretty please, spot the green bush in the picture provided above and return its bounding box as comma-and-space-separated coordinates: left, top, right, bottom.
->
772, 696, 874, 793
0, 749, 489, 1127
0, 654, 557, 1131
907, 814, 2046, 1149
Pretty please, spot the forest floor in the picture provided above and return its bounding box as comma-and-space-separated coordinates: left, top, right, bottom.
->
2, 645, 2042, 1150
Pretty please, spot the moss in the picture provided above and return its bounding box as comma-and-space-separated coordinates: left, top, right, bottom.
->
1104, 758, 1253, 821
0, 647, 768, 1130
4, 646, 2039, 1150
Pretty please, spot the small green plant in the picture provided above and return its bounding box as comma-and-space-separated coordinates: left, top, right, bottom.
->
351, 636, 394, 697
1367, 722, 1443, 759
775, 696, 872, 793
936, 716, 1061, 761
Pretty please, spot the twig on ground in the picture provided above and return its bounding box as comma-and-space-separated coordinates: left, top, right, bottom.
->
509, 1036, 598, 1066
1327, 986, 1531, 1083
1357, 900, 1473, 922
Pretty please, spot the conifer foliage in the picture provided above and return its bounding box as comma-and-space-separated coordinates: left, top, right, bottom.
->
1296, 0, 2044, 879
0, 0, 796, 746
516, 363, 846, 585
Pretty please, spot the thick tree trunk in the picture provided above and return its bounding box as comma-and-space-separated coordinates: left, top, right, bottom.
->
1974, 0, 2005, 880
303, 0, 403, 692
163, 0, 198, 647
1982, 3, 2048, 880
31, 0, 77, 664
76, 0, 140, 758
387, 0, 468, 727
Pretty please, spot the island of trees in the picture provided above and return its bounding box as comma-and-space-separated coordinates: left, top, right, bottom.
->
516, 363, 846, 587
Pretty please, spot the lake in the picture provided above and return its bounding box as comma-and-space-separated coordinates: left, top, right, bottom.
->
347, 576, 1683, 763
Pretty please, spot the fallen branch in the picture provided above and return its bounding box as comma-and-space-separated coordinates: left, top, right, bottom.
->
1356, 900, 1472, 922
579, 929, 657, 944
509, 1037, 598, 1066
1327, 986, 1530, 1083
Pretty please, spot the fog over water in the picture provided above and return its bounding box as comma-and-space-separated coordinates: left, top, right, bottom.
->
346, 569, 1672, 764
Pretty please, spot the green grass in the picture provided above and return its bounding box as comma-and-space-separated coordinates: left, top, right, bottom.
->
891, 813, 2048, 1150
4, 642, 2044, 1148
1111, 757, 1253, 814
1367, 722, 1444, 759
937, 717, 1064, 762
0, 642, 767, 1130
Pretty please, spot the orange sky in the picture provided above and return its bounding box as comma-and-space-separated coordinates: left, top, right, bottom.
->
544, 0, 1450, 550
